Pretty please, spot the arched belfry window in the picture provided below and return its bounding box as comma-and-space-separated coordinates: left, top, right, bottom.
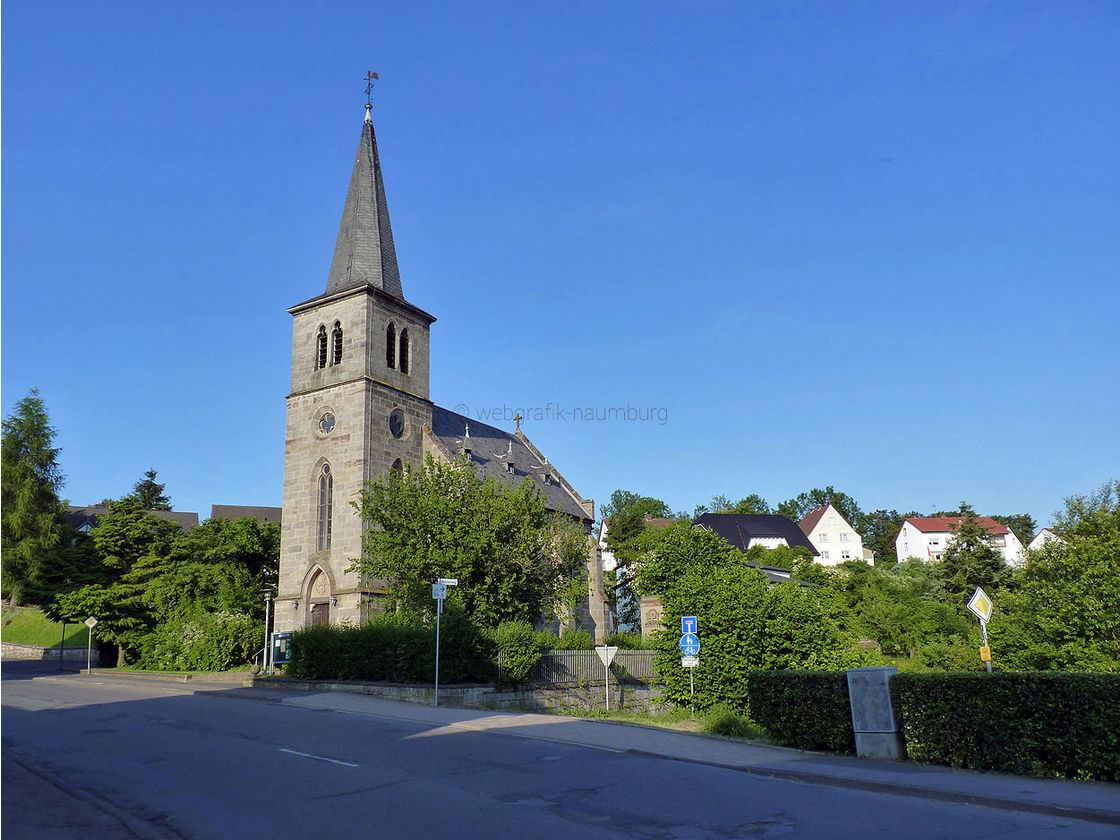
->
331, 321, 343, 366
390, 458, 404, 475
315, 326, 328, 370
399, 328, 410, 375
386, 322, 396, 369
317, 463, 333, 552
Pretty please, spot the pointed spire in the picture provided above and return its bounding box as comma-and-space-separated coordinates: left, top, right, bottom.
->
325, 106, 403, 298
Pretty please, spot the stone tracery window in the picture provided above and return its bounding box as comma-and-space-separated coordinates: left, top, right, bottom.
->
315, 326, 328, 369
399, 328, 410, 375
317, 463, 333, 552
331, 321, 343, 366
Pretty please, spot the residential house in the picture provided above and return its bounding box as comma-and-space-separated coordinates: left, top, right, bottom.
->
66, 505, 200, 533
895, 516, 1025, 567
1027, 528, 1063, 553
798, 503, 873, 565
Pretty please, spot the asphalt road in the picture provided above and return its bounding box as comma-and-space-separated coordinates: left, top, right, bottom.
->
3, 664, 1116, 840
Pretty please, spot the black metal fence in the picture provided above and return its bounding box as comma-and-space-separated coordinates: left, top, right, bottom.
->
497, 649, 658, 686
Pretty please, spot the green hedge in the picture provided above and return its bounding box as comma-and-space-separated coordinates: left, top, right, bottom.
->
891, 673, 1120, 780
288, 610, 494, 684
747, 671, 854, 752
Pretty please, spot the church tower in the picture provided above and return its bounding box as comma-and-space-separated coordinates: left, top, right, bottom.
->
275, 104, 436, 631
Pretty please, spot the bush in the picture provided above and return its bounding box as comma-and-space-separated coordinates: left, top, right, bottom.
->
289, 611, 492, 684
891, 672, 1120, 780
137, 611, 259, 672
701, 705, 762, 739
604, 632, 649, 649
558, 628, 594, 650
494, 620, 546, 686
747, 671, 855, 752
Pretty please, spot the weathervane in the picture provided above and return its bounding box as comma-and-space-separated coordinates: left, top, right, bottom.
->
365, 71, 379, 108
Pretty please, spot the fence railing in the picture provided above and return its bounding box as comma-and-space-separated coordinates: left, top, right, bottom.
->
497, 649, 658, 686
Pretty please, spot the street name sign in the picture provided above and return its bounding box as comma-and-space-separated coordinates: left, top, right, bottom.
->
437, 578, 459, 586
967, 587, 993, 622
594, 646, 619, 667
681, 656, 699, 668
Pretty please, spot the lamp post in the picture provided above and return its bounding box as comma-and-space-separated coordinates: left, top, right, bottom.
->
262, 591, 273, 675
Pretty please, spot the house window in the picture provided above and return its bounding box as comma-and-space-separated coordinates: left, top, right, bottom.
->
386, 322, 396, 368
317, 464, 333, 552
820, 532, 829, 542
821, 551, 830, 560
829, 516, 837, 528
929, 539, 939, 546
840, 532, 849, 543
399, 329, 410, 375
331, 321, 343, 365
315, 326, 328, 369
841, 550, 852, 560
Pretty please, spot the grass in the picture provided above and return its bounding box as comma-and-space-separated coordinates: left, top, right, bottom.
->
556, 702, 774, 743
1, 605, 91, 649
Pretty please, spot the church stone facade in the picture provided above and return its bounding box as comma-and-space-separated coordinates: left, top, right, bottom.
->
275, 104, 607, 638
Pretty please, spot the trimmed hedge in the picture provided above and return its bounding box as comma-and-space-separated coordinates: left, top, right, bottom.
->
891, 673, 1120, 780
288, 610, 494, 683
747, 671, 855, 752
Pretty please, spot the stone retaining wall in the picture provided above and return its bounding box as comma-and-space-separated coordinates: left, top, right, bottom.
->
2, 641, 101, 666
251, 676, 664, 713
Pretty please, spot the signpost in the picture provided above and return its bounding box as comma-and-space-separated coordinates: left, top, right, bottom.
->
84, 616, 98, 673
432, 578, 459, 707
679, 616, 700, 708
967, 587, 994, 673
594, 646, 619, 710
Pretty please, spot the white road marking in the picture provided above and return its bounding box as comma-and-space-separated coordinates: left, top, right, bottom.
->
279, 747, 358, 767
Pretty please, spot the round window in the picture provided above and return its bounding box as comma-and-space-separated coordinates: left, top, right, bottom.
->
388, 409, 406, 439
318, 413, 336, 436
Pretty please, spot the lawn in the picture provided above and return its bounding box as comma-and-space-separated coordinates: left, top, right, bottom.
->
1, 605, 91, 649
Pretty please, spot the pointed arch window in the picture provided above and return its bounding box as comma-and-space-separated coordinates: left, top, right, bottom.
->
399, 328, 410, 375
317, 463, 333, 552
315, 326, 328, 370
386, 322, 396, 369
330, 321, 343, 366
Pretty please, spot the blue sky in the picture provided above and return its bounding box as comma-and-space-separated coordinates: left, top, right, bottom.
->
3, 1, 1118, 526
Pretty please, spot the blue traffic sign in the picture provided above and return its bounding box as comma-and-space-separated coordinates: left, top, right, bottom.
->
679, 632, 700, 657
681, 616, 697, 635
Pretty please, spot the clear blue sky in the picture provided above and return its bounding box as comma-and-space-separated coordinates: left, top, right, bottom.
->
3, 2, 1118, 526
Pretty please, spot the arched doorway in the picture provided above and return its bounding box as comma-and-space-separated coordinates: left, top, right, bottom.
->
307, 569, 332, 627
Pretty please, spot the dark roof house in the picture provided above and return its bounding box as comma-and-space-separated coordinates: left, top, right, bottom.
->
66, 505, 200, 533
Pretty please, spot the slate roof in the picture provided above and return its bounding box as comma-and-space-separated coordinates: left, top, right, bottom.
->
66, 505, 200, 532
693, 513, 820, 556
210, 505, 282, 524
429, 405, 590, 521
324, 107, 403, 299
905, 516, 1009, 535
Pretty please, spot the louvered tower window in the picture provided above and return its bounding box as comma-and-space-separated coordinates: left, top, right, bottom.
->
315, 326, 328, 370
399, 328, 410, 375
331, 321, 343, 365
386, 322, 396, 369
317, 464, 333, 552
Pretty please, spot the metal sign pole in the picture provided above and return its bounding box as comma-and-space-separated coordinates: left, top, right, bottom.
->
981, 619, 992, 673
434, 598, 442, 708
263, 593, 272, 675
605, 657, 610, 711
86, 631, 92, 674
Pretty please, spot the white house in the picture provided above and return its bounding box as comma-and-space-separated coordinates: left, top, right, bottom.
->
1028, 527, 1063, 553
798, 504, 873, 566
895, 516, 1025, 567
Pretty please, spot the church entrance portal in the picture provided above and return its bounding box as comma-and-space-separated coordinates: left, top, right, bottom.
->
310, 602, 330, 626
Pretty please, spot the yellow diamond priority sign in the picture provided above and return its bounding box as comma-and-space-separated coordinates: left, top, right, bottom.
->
967, 587, 993, 623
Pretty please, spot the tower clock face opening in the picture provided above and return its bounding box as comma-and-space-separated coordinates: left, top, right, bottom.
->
389, 409, 406, 439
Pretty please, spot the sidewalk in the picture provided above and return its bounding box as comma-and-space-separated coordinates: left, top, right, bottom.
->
88, 671, 1120, 826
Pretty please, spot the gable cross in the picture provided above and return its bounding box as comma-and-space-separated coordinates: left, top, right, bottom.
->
513, 412, 523, 433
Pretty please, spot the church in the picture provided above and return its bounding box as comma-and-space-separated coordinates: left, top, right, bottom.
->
274, 102, 607, 639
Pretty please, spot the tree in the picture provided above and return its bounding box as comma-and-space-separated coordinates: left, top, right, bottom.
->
130, 468, 171, 510
354, 455, 589, 627
994, 481, 1120, 671
693, 493, 772, 517
861, 509, 918, 566
1, 390, 66, 603
777, 486, 864, 531
938, 512, 1009, 600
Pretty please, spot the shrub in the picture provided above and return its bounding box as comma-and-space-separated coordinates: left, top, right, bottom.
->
604, 632, 649, 649
494, 620, 546, 686
558, 628, 594, 650
891, 672, 1120, 780
137, 611, 259, 672
747, 671, 855, 752
701, 705, 762, 739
